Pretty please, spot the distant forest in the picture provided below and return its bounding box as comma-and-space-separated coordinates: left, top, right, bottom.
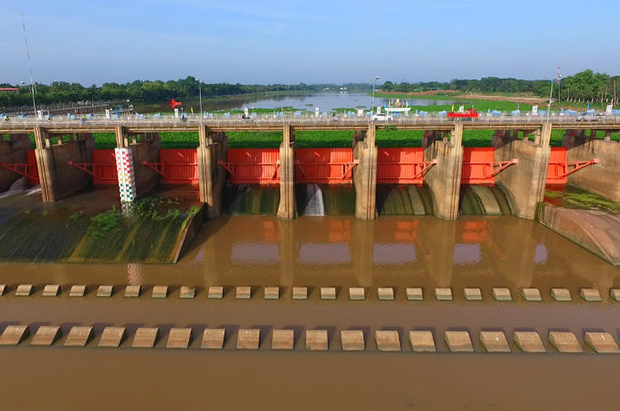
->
1, 70, 618, 110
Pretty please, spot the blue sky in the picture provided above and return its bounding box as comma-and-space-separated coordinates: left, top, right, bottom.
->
2, 0, 619, 85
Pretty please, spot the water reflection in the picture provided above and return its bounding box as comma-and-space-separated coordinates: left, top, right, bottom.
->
373, 243, 416, 265
298, 243, 351, 265
231, 243, 279, 264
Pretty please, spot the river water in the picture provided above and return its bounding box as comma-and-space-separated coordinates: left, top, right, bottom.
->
0, 214, 619, 409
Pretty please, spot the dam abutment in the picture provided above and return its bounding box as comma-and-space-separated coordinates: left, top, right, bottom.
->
277, 125, 296, 219
353, 125, 378, 220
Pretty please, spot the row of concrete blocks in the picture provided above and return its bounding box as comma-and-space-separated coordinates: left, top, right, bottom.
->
0, 324, 618, 354
3, 284, 617, 302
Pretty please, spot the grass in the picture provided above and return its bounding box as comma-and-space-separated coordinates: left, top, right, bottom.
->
545, 188, 620, 212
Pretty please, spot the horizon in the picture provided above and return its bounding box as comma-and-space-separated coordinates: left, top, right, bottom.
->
3, 1, 619, 85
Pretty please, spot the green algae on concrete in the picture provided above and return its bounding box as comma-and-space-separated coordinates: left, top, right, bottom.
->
545, 186, 620, 213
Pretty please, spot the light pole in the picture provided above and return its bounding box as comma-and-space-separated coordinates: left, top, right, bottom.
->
197, 78, 203, 117
370, 75, 379, 114
547, 80, 554, 122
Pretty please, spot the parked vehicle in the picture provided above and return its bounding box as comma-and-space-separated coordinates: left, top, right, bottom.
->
447, 108, 479, 119
372, 113, 393, 122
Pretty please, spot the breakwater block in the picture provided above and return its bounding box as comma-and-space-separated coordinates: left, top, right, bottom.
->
580, 288, 602, 302
0, 325, 29, 346
549, 331, 582, 353
99, 327, 126, 348
306, 330, 328, 351
208, 286, 224, 299
585, 332, 620, 354
166, 328, 192, 349
43, 285, 60, 297
179, 286, 196, 299
435, 288, 452, 301
132, 328, 158, 348
320, 287, 337, 300
375, 331, 400, 352
264, 287, 279, 300
0, 285, 5, 295
236, 286, 251, 300
406, 288, 423, 301
125, 285, 141, 298
409, 331, 436, 352
492, 288, 512, 302
65, 326, 92, 347
97, 285, 114, 298
69, 285, 86, 297
377, 287, 394, 301
341, 330, 365, 351
292, 287, 308, 300
445, 331, 473, 352
15, 284, 33, 297
152, 286, 168, 299
521, 288, 542, 302
349, 287, 365, 301
236, 329, 260, 350
31, 326, 61, 346
272, 329, 294, 350
463, 288, 482, 301
611, 289, 620, 302
551, 288, 571, 302
480, 331, 510, 353
513, 331, 545, 353
201, 329, 226, 349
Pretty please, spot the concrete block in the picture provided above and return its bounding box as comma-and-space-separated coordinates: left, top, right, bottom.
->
132, 327, 158, 348
610, 289, 620, 302
492, 287, 512, 302
584, 332, 620, 354
166, 328, 192, 349
96, 285, 114, 298
320, 287, 337, 300
550, 288, 572, 302
124, 285, 141, 298
377, 287, 394, 301
480, 331, 511, 353
341, 330, 365, 351
31, 325, 61, 346
580, 288, 602, 302
236, 286, 251, 300
264, 287, 279, 300
0, 285, 5, 296
549, 331, 582, 353
0, 325, 29, 346
15, 284, 33, 297
64, 326, 93, 347
305, 330, 328, 351
201, 329, 226, 349
179, 286, 196, 299
375, 330, 401, 352
409, 331, 436, 352
521, 288, 542, 302
98, 327, 126, 348
349, 287, 365, 301
236, 329, 260, 350
69, 285, 86, 297
435, 288, 452, 301
406, 287, 423, 301
513, 331, 546, 353
463, 288, 482, 301
445, 331, 474, 352
42, 285, 60, 297
272, 329, 294, 350
207, 286, 224, 299
152, 286, 168, 299
292, 287, 308, 300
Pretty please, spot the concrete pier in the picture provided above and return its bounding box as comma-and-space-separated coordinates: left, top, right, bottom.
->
277, 125, 296, 219
116, 127, 161, 199
493, 124, 551, 219
198, 126, 227, 218
353, 125, 377, 220
423, 125, 463, 220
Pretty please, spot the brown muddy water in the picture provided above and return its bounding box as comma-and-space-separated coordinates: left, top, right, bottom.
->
1, 214, 619, 410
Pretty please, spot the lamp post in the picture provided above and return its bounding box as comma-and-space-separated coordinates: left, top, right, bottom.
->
197, 78, 203, 117
547, 80, 554, 122
370, 75, 379, 114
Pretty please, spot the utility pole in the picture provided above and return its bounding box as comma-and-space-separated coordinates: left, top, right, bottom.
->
370, 75, 379, 114
197, 78, 203, 116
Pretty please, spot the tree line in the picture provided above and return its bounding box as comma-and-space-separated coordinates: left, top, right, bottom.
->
381, 70, 620, 104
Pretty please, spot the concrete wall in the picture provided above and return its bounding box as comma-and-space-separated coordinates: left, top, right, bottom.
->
277, 125, 296, 219
129, 134, 161, 198
0, 134, 31, 192
563, 132, 620, 201
198, 126, 227, 218
353, 125, 377, 220
34, 127, 94, 202
423, 125, 463, 220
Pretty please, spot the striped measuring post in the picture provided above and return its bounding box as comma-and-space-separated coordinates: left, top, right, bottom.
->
114, 148, 136, 203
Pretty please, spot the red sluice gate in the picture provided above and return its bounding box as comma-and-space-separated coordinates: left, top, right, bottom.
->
143, 149, 199, 185
545, 147, 599, 185
461, 147, 518, 185
376, 147, 436, 185
0, 150, 40, 185
220, 148, 280, 185
67, 149, 118, 185
296, 148, 356, 185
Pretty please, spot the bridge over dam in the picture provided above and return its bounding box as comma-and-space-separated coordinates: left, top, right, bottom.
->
1, 117, 619, 226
